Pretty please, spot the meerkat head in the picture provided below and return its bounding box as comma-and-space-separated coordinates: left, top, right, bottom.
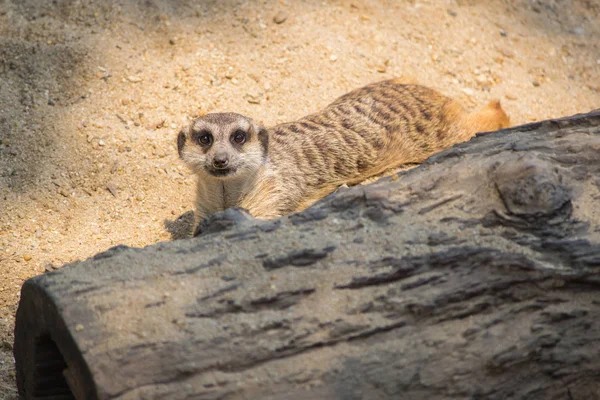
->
177, 112, 269, 180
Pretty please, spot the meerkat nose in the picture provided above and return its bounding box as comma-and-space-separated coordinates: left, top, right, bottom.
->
213, 153, 229, 169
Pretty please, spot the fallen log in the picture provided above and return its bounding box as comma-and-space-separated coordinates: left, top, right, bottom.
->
14, 110, 600, 400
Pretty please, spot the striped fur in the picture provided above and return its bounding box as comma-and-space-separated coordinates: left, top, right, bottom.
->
179, 78, 510, 229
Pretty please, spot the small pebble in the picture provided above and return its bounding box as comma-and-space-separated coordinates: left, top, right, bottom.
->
498, 47, 515, 58
245, 92, 262, 104
106, 183, 118, 197
330, 54, 338, 62
75, 324, 85, 332
570, 27, 584, 36
145, 120, 165, 130
273, 11, 288, 24
376, 59, 389, 73
475, 75, 488, 85
23, 254, 32, 262
127, 75, 143, 83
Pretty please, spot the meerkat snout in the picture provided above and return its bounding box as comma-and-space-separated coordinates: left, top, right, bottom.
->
178, 112, 269, 180
212, 152, 230, 169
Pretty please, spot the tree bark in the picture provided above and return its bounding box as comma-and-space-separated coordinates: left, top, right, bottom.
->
14, 110, 600, 400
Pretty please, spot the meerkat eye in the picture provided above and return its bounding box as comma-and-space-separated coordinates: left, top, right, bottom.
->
194, 130, 213, 146
232, 130, 246, 144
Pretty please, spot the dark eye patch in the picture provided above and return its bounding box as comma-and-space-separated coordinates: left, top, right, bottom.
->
231, 129, 247, 145
193, 130, 213, 147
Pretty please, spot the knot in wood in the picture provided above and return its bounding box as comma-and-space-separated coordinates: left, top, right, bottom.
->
493, 157, 571, 221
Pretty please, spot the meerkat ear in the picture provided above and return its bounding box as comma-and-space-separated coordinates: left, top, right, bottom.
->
251, 121, 269, 152
177, 126, 189, 159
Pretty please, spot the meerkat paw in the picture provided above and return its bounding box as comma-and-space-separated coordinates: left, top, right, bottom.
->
193, 207, 254, 237
333, 183, 350, 194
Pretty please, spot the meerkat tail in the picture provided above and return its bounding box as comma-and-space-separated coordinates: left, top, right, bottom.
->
464, 100, 511, 134
441, 99, 510, 143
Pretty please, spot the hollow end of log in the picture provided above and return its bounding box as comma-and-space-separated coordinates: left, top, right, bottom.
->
14, 281, 97, 400
31, 334, 73, 399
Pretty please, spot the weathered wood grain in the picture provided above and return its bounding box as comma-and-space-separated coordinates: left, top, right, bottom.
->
14, 110, 600, 400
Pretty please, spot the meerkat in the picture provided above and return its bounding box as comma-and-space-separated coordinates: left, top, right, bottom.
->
178, 78, 510, 233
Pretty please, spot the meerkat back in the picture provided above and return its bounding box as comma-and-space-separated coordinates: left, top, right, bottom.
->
266, 79, 510, 200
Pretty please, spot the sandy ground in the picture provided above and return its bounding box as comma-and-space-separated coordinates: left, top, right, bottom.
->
0, 0, 598, 397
